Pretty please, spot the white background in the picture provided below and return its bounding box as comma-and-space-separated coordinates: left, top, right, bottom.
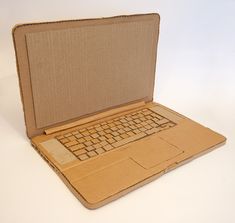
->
0, 1, 235, 222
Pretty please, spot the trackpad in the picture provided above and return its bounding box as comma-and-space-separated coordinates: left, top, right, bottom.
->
127, 135, 184, 169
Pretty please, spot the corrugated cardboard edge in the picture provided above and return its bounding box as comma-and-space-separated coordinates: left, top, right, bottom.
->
31, 136, 225, 209
12, 13, 160, 139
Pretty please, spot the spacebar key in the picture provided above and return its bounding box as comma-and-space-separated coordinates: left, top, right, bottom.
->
112, 132, 147, 148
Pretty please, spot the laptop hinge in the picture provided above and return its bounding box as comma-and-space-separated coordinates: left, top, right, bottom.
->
45, 101, 146, 135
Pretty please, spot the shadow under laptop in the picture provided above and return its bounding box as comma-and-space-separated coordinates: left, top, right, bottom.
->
0, 75, 27, 138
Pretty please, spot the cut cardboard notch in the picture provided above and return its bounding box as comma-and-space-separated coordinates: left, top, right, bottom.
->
12, 14, 160, 138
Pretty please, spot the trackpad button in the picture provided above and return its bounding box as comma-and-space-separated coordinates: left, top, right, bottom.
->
127, 135, 184, 169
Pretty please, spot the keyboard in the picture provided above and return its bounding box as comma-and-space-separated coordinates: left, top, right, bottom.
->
56, 108, 176, 161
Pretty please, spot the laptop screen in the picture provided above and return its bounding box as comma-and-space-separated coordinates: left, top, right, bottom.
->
24, 16, 159, 129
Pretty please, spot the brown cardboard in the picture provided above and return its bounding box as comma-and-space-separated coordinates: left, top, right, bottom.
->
45, 101, 145, 135
30, 101, 225, 209
13, 14, 159, 138
12, 14, 226, 209
126, 135, 184, 169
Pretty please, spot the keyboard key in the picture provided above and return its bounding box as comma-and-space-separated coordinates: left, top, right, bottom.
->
56, 135, 64, 140
100, 141, 108, 146
134, 119, 141, 124
105, 134, 113, 139
70, 144, 85, 151
160, 123, 175, 130
142, 110, 152, 115
87, 151, 97, 157
127, 131, 135, 136
133, 129, 141, 134
146, 128, 160, 135
64, 133, 72, 137
111, 127, 118, 131
91, 133, 99, 138
104, 129, 112, 133
95, 148, 105, 154
111, 131, 119, 136
114, 136, 122, 141
103, 144, 114, 151
150, 123, 158, 128
78, 138, 85, 143
88, 129, 96, 134
129, 125, 137, 130
93, 144, 102, 149
112, 132, 146, 148
84, 141, 92, 146
157, 118, 169, 125
117, 124, 124, 129
108, 123, 115, 127
78, 154, 89, 161
107, 138, 115, 144
91, 138, 99, 144
68, 136, 76, 141
99, 136, 106, 141
128, 121, 135, 125
145, 125, 152, 130
124, 127, 131, 131
86, 146, 95, 151
74, 149, 86, 156
84, 136, 92, 141
102, 125, 109, 129
120, 133, 129, 139
72, 131, 79, 135
65, 140, 78, 148
95, 127, 103, 131
57, 108, 176, 162
117, 129, 125, 134
146, 120, 153, 124
82, 131, 90, 136
60, 138, 69, 144
99, 131, 106, 136
75, 133, 83, 139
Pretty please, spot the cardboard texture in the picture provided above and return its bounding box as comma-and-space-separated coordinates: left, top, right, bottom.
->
45, 101, 145, 134
13, 14, 158, 138
13, 13, 226, 209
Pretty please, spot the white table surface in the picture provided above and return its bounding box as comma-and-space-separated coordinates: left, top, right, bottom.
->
1, 1, 235, 222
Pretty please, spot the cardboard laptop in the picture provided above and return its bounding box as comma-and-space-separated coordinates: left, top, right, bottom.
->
12, 13, 226, 209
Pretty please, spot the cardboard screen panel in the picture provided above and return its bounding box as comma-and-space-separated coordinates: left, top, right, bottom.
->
13, 14, 160, 137
26, 20, 158, 128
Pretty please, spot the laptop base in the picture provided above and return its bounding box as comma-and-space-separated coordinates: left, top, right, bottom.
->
31, 102, 226, 209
